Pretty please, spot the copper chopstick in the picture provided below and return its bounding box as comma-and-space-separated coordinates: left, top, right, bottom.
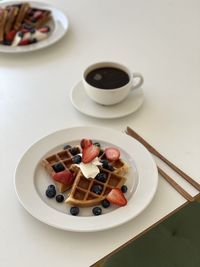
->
157, 167, 195, 202
126, 127, 200, 191
125, 127, 199, 202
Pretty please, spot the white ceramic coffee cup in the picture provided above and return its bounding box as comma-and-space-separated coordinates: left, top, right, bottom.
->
82, 62, 144, 105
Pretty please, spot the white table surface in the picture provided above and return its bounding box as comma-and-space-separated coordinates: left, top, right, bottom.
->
1, 0, 200, 266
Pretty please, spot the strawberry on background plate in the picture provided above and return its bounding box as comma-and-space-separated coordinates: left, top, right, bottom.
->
106, 188, 127, 206
5, 30, 17, 42
82, 144, 100, 163
105, 147, 120, 161
53, 170, 74, 186
19, 39, 30, 46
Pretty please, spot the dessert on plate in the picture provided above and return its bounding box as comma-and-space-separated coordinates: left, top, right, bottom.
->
42, 138, 129, 215
0, 2, 52, 46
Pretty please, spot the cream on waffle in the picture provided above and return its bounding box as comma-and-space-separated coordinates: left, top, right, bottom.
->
66, 166, 127, 207
42, 146, 81, 193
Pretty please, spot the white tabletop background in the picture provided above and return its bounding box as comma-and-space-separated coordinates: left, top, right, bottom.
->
1, 0, 200, 266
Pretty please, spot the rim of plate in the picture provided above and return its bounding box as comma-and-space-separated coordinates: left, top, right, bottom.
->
0, 1, 69, 53
14, 126, 158, 232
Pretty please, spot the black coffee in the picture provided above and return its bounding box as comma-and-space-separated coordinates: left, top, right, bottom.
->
86, 67, 130, 89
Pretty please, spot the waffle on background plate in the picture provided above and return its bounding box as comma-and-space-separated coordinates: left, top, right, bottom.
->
42, 143, 129, 207
0, 2, 52, 44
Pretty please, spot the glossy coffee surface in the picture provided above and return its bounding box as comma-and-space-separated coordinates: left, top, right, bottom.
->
86, 67, 129, 89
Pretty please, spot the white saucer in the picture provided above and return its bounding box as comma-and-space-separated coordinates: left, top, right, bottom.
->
70, 81, 144, 119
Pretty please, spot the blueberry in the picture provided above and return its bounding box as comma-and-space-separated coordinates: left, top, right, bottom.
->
102, 160, 109, 169
3, 40, 11, 46
121, 185, 128, 193
46, 187, 56, 198
47, 184, 56, 190
52, 163, 65, 173
56, 194, 64, 203
70, 147, 80, 156
30, 28, 36, 34
107, 164, 114, 171
72, 155, 82, 164
92, 185, 103, 195
93, 142, 101, 148
95, 172, 107, 183
30, 38, 37, 44
70, 206, 79, 216
18, 31, 24, 38
92, 207, 102, 216
63, 144, 72, 150
101, 199, 110, 208
101, 161, 114, 171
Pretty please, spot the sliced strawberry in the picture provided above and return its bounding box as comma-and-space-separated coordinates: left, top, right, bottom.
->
80, 138, 92, 149
82, 144, 100, 163
106, 188, 127, 206
105, 147, 120, 161
53, 170, 74, 186
19, 39, 30, 46
39, 26, 50, 33
33, 10, 43, 20
5, 30, 17, 42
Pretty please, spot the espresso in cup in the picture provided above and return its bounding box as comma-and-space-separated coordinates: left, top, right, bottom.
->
83, 62, 144, 106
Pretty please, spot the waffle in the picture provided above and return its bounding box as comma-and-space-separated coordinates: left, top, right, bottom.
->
23, 8, 52, 29
66, 166, 127, 207
42, 146, 81, 193
13, 3, 30, 31
0, 8, 8, 42
100, 152, 129, 175
4, 6, 19, 34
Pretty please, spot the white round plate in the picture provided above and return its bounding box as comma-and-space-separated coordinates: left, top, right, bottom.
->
15, 126, 158, 232
70, 81, 144, 119
0, 1, 69, 53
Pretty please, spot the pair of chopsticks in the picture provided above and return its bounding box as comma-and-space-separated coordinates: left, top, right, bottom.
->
125, 126, 200, 202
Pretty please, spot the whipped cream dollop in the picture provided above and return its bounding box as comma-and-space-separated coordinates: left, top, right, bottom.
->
12, 30, 48, 47
76, 157, 102, 178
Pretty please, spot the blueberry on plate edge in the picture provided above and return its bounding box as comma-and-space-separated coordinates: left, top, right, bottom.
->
92, 207, 102, 216
70, 206, 80, 216
101, 199, 110, 208
121, 185, 128, 193
56, 194, 64, 203
46, 186, 56, 198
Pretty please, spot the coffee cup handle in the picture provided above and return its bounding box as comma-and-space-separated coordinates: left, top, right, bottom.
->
131, 73, 144, 90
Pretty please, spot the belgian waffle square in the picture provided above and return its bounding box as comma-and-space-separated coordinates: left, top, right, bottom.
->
42, 146, 81, 192
66, 166, 127, 207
